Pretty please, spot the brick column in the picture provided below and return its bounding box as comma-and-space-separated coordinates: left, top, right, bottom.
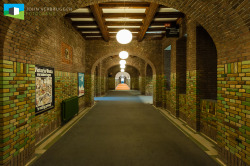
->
186, 19, 200, 131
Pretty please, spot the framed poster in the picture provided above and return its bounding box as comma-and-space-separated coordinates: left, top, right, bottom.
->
61, 42, 73, 64
78, 73, 84, 97
35, 66, 55, 115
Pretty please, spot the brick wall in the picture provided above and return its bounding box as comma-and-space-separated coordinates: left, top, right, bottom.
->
145, 64, 153, 96
176, 37, 187, 95
0, 60, 36, 165
200, 99, 217, 141
179, 94, 187, 122
0, 3, 86, 165
35, 71, 78, 143
217, 61, 250, 165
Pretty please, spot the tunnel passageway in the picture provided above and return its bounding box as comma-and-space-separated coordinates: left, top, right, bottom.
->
32, 91, 219, 166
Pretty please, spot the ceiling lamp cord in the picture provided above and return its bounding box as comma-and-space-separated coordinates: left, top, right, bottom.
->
124, 0, 126, 28
116, 0, 132, 44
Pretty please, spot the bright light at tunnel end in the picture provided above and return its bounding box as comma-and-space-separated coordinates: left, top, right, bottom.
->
121, 69, 125, 72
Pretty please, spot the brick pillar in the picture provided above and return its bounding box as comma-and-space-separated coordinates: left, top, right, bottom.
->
96, 63, 102, 97
85, 73, 94, 107
139, 76, 146, 95
153, 74, 163, 107
186, 19, 200, 131
169, 40, 178, 116
100, 63, 106, 96
139, 63, 146, 95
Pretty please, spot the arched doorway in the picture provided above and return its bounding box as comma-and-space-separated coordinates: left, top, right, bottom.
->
115, 72, 131, 87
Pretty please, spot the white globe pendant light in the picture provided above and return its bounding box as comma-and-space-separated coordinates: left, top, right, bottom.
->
120, 64, 126, 69
116, 29, 132, 44
121, 69, 125, 72
119, 60, 126, 65
119, 51, 129, 59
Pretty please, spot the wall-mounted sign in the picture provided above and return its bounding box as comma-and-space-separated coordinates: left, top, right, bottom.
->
78, 73, 85, 97
165, 23, 179, 38
35, 66, 55, 115
61, 42, 73, 64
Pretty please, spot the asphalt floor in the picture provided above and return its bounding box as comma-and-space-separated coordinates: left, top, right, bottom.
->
32, 90, 219, 166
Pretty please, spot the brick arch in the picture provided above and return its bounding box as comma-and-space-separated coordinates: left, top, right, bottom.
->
104, 64, 141, 76
91, 53, 156, 76
115, 72, 130, 79
101, 55, 146, 75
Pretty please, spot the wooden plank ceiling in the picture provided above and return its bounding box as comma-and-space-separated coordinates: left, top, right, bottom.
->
65, 1, 184, 41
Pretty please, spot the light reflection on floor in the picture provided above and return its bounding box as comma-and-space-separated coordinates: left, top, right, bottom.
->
94, 96, 153, 104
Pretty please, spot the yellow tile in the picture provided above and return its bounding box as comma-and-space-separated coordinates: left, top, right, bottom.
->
21, 63, 23, 73
14, 62, 16, 73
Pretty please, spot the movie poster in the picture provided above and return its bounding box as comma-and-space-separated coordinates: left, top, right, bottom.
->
78, 73, 84, 97
35, 66, 54, 114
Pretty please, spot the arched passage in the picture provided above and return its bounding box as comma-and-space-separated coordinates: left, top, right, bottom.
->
115, 72, 131, 90
89, 54, 156, 106
106, 65, 140, 91
115, 71, 130, 85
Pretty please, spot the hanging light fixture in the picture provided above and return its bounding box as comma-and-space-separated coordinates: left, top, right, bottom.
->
119, 51, 129, 59
116, 29, 132, 44
120, 64, 126, 69
121, 69, 125, 72
116, 1, 132, 44
119, 60, 126, 65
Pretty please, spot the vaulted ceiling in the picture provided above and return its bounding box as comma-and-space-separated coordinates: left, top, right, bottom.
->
65, 1, 184, 41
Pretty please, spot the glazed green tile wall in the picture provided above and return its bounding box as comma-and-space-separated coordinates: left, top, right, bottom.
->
153, 75, 163, 107
179, 94, 187, 121
0, 60, 36, 164
186, 70, 199, 130
217, 61, 250, 165
170, 73, 177, 116
200, 99, 217, 141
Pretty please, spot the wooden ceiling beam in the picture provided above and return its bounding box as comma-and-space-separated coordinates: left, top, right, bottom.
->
154, 12, 185, 18
82, 33, 102, 36
109, 33, 138, 37
65, 13, 93, 18
137, 3, 159, 42
103, 13, 145, 19
150, 21, 176, 26
85, 37, 103, 40
77, 28, 100, 31
90, 4, 110, 41
106, 22, 142, 26
108, 28, 140, 32
72, 21, 97, 26
99, 3, 150, 8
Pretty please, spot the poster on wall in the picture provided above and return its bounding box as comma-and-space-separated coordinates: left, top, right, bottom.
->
78, 73, 84, 97
35, 66, 55, 115
61, 42, 73, 64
